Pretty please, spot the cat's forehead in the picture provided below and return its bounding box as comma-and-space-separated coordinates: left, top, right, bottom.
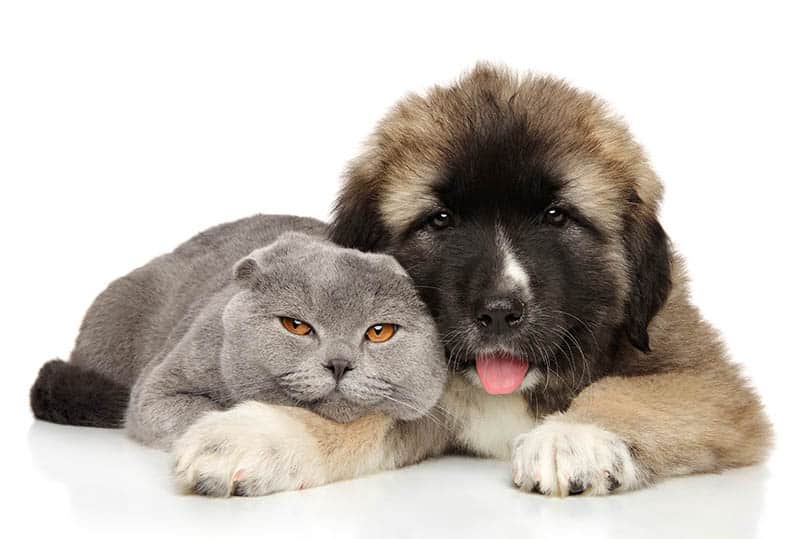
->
273, 239, 405, 282
267, 246, 419, 321
302, 248, 410, 298
265, 234, 406, 276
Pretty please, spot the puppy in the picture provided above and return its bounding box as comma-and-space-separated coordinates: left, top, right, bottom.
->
168, 66, 772, 497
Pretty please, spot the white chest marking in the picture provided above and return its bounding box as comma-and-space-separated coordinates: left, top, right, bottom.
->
442, 377, 538, 460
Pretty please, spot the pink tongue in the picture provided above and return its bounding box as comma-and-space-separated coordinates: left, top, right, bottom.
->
475, 354, 529, 395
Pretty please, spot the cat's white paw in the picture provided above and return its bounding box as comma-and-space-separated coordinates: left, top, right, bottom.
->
511, 418, 643, 496
172, 402, 326, 497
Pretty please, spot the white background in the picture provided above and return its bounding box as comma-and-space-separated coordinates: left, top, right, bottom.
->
1, 1, 797, 538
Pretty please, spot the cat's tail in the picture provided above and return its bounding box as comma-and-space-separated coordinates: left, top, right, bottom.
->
30, 359, 130, 428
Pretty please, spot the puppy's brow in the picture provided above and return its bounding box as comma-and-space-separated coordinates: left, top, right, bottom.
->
403, 205, 441, 232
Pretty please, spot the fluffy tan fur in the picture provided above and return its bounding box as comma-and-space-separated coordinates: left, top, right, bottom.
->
333, 65, 771, 492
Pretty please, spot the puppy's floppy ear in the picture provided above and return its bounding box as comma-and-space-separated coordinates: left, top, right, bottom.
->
328, 159, 392, 252
622, 196, 672, 352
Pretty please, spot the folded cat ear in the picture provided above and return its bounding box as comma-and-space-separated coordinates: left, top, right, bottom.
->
233, 245, 281, 286
233, 232, 321, 287
233, 257, 262, 285
379, 254, 411, 279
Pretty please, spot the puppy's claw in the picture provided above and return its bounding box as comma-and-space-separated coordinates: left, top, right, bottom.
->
191, 476, 231, 497
232, 481, 247, 497
606, 471, 621, 492
568, 478, 587, 495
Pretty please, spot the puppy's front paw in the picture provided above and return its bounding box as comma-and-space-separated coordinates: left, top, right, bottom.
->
172, 402, 325, 497
511, 418, 643, 497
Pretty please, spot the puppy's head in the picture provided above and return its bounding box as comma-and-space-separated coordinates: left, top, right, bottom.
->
330, 64, 671, 395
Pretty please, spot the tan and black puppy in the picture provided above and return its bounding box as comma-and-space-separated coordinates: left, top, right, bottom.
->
174, 64, 771, 497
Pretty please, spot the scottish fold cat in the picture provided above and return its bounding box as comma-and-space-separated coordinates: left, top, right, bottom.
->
30, 215, 446, 450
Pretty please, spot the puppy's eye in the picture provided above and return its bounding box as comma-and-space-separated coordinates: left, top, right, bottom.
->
429, 210, 453, 230
365, 324, 397, 343
544, 207, 567, 226
280, 317, 314, 336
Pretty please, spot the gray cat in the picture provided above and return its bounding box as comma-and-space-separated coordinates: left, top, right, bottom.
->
30, 215, 446, 450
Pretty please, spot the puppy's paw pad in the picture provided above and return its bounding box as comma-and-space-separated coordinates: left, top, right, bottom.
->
511, 419, 642, 497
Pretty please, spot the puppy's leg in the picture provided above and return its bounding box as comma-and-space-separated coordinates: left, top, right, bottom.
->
172, 402, 446, 497
512, 365, 771, 496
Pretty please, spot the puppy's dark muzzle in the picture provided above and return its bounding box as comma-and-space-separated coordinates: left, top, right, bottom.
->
476, 296, 525, 335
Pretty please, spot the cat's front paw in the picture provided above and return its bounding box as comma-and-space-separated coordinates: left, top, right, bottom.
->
172, 402, 326, 497
511, 418, 643, 497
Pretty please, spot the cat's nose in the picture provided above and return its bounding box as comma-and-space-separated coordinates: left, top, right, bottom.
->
325, 358, 353, 382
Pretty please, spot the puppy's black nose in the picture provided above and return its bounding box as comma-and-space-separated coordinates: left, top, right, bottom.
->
477, 297, 525, 333
325, 358, 353, 382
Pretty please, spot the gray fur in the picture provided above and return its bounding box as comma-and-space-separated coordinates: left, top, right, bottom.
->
47, 215, 445, 449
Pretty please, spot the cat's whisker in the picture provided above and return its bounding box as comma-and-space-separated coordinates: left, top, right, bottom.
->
377, 394, 455, 433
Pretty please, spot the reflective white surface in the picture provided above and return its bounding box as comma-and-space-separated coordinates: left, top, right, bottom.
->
17, 419, 791, 539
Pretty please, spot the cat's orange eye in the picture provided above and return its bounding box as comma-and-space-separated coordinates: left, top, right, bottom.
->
365, 324, 397, 343
280, 317, 314, 336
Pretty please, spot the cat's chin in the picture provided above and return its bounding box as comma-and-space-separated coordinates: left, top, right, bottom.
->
307, 393, 369, 423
